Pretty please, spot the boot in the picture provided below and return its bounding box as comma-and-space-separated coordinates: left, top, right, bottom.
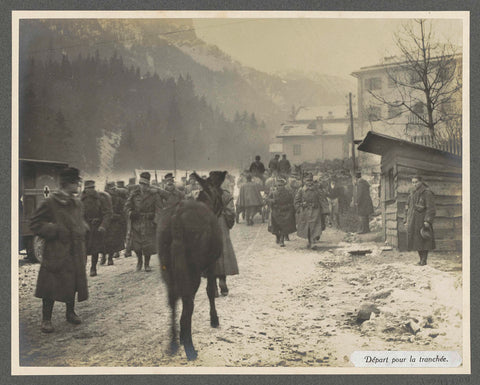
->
90, 254, 98, 277
125, 247, 131, 257
279, 235, 285, 247
41, 299, 54, 333
144, 255, 152, 272
136, 255, 143, 271
100, 254, 106, 265
276, 234, 280, 244
113, 252, 120, 259
66, 301, 81, 325
285, 234, 290, 241
107, 254, 114, 266
219, 276, 229, 296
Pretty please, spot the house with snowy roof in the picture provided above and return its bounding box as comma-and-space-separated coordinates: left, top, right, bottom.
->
271, 105, 355, 163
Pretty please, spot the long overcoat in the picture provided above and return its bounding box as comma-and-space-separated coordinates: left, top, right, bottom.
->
267, 186, 296, 236
30, 191, 89, 303
356, 178, 374, 217
406, 183, 436, 251
125, 187, 162, 255
294, 185, 327, 240
236, 181, 263, 209
81, 189, 112, 255
214, 190, 239, 277
104, 187, 128, 254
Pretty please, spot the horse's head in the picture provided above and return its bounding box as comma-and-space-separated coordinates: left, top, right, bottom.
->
191, 171, 226, 217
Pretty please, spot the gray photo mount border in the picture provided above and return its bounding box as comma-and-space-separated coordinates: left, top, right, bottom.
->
2, 0, 479, 384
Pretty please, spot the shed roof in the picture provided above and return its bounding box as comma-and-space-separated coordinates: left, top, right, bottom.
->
357, 131, 462, 162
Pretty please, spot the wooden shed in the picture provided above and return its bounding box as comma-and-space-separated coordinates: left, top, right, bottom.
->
358, 131, 462, 252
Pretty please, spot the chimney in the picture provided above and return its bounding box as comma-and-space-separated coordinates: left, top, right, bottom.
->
316, 116, 324, 132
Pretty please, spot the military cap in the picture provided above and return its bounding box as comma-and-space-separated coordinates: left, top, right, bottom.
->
128, 177, 136, 186
116, 181, 125, 188
84, 180, 96, 189
139, 172, 151, 185
60, 167, 82, 185
164, 172, 174, 180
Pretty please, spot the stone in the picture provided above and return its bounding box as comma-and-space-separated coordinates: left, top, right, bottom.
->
405, 320, 421, 335
357, 303, 380, 323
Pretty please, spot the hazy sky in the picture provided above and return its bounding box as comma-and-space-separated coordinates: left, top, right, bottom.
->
193, 18, 463, 79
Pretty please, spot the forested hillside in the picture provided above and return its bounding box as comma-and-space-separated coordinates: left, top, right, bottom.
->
19, 52, 267, 173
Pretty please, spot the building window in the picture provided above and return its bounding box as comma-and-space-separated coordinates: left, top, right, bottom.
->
388, 104, 403, 119
409, 71, 423, 84
293, 144, 301, 156
413, 102, 425, 114
366, 77, 382, 91
366, 106, 382, 121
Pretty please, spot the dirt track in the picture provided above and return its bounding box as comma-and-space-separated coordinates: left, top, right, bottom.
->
18, 221, 463, 368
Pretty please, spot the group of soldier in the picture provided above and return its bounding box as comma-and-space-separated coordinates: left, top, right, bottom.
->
237, 154, 375, 249
29, 167, 239, 334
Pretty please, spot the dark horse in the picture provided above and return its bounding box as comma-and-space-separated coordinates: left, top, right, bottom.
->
157, 171, 225, 360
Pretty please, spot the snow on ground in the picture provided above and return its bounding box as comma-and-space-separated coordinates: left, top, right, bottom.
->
17, 221, 463, 368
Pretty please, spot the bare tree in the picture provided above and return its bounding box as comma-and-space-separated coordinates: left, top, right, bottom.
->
369, 19, 462, 140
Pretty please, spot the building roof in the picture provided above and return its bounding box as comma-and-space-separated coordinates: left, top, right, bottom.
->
20, 158, 69, 166
295, 105, 349, 121
357, 131, 462, 161
351, 53, 462, 78
277, 121, 349, 138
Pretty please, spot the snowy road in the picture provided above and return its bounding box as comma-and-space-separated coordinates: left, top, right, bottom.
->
17, 220, 463, 368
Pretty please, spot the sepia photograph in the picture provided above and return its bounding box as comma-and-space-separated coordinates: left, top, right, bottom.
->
11, 10, 469, 375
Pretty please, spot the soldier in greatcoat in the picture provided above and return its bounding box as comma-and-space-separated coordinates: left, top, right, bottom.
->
278, 154, 291, 178
208, 171, 239, 297
81, 180, 112, 276
404, 174, 436, 265
125, 172, 162, 272
353, 171, 374, 234
236, 174, 264, 225
267, 178, 296, 247
124, 177, 138, 258
294, 174, 328, 248
185, 172, 201, 200
156, 173, 185, 211
30, 167, 89, 333
104, 181, 128, 261
268, 154, 280, 175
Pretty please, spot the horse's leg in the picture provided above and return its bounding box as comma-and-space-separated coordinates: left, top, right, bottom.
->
206, 272, 219, 327
180, 295, 197, 360
168, 289, 179, 355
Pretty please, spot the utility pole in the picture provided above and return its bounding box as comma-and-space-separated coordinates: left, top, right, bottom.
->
349, 92, 356, 173
172, 137, 177, 177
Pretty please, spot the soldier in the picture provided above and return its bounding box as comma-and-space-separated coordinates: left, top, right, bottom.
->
125, 172, 162, 272
267, 178, 296, 247
294, 174, 328, 249
278, 154, 291, 177
209, 171, 238, 297
104, 181, 128, 261
124, 177, 138, 258
405, 174, 436, 266
157, 173, 185, 209
268, 154, 280, 175
353, 171, 374, 234
30, 167, 89, 333
81, 180, 112, 276
185, 172, 201, 200
249, 155, 266, 183
327, 178, 345, 229
237, 174, 263, 226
